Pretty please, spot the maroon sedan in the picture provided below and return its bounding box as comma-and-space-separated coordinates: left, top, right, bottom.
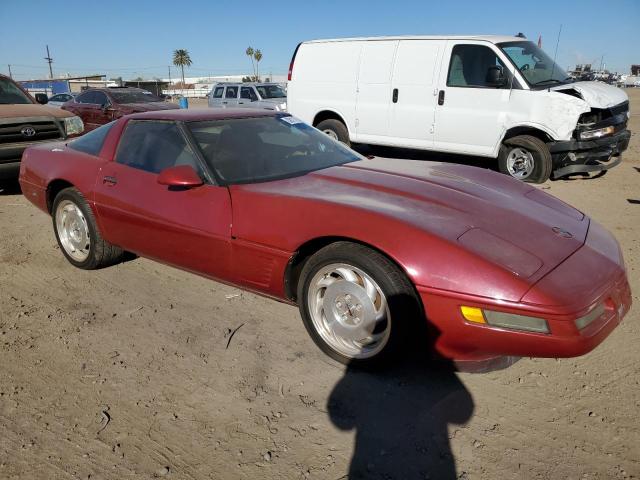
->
62, 87, 178, 132
18, 109, 631, 367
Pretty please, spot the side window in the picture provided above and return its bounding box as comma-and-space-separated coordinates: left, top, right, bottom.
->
115, 121, 202, 175
225, 86, 238, 99
447, 44, 511, 88
212, 87, 224, 98
93, 91, 109, 106
68, 122, 115, 156
240, 87, 257, 101
76, 91, 96, 104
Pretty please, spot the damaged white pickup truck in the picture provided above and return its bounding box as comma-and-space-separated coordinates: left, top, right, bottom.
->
287, 35, 631, 183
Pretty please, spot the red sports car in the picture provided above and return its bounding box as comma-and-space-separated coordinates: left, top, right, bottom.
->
18, 109, 631, 367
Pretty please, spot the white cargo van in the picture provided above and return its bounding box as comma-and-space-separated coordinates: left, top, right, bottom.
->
287, 36, 631, 183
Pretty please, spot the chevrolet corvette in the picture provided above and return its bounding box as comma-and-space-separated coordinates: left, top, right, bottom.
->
18, 109, 631, 367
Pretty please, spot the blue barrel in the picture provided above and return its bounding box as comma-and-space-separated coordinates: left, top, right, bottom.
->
178, 97, 189, 109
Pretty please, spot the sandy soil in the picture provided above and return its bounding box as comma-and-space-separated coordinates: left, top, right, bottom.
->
1, 90, 639, 480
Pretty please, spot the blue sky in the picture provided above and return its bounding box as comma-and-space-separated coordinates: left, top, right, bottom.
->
1, 0, 638, 80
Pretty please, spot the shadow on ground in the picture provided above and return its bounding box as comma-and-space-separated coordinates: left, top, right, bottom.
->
0, 180, 22, 196
328, 354, 474, 479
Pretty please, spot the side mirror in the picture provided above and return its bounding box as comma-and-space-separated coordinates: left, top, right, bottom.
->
157, 165, 204, 188
35, 93, 48, 104
486, 66, 506, 87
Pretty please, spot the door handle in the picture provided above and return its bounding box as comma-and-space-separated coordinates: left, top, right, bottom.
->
103, 176, 117, 185
392, 88, 399, 103
438, 90, 445, 105
222, 101, 228, 104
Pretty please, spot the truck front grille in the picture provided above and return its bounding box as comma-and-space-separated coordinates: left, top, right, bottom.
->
0, 120, 63, 144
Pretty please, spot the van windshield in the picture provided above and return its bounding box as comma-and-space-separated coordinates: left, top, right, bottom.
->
0, 78, 33, 104
498, 41, 571, 88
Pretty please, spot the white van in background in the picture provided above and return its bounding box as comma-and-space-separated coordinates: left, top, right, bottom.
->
287, 35, 630, 183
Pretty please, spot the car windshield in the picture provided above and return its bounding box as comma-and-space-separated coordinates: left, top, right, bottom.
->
256, 85, 286, 99
109, 90, 163, 104
0, 78, 33, 104
498, 41, 571, 88
188, 115, 360, 184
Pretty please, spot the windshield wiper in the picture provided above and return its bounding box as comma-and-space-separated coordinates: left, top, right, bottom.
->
532, 78, 565, 86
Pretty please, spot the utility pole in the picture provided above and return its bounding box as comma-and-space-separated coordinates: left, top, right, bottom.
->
7, 64, 12, 78
168, 66, 172, 85
44, 45, 54, 79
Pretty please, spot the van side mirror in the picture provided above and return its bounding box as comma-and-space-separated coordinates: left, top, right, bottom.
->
486, 66, 506, 87
35, 93, 48, 104
157, 165, 204, 188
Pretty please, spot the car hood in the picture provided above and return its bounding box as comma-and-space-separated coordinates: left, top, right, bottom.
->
0, 103, 74, 119
550, 81, 628, 109
243, 158, 589, 282
120, 102, 180, 112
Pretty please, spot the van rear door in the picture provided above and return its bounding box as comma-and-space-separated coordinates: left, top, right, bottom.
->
354, 40, 397, 142
434, 41, 515, 156
387, 39, 445, 148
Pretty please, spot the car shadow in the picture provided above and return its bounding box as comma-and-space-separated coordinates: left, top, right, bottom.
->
328, 355, 474, 479
354, 144, 492, 171
0, 180, 22, 196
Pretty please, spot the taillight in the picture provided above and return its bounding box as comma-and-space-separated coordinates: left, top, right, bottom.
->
288, 43, 302, 81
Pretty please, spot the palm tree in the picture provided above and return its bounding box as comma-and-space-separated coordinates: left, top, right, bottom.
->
254, 49, 263, 82
172, 49, 192, 88
245, 46, 256, 80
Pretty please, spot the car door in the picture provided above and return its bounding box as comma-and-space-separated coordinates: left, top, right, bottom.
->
222, 86, 239, 108
92, 91, 116, 127
239, 86, 258, 108
355, 40, 397, 142
387, 40, 445, 149
208, 86, 225, 108
94, 119, 233, 280
433, 41, 515, 156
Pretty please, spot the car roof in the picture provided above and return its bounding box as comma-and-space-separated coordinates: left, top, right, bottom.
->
126, 108, 282, 122
305, 35, 525, 44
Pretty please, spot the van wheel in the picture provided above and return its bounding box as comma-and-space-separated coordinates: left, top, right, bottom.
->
498, 135, 552, 183
316, 119, 350, 146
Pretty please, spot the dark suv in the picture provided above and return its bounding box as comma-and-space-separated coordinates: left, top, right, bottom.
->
0, 74, 84, 181
62, 87, 179, 132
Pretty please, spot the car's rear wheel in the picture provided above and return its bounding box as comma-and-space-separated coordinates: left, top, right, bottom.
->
498, 135, 552, 183
316, 119, 350, 146
297, 241, 421, 367
52, 187, 124, 269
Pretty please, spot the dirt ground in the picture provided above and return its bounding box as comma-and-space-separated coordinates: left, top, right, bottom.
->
1, 90, 639, 480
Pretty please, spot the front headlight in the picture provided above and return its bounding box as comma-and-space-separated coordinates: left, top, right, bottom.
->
579, 125, 615, 140
64, 116, 84, 136
461, 306, 549, 333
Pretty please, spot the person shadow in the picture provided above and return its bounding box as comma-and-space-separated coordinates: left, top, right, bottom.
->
328, 359, 473, 479
327, 297, 475, 480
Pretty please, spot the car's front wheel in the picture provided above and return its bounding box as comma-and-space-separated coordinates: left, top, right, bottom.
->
52, 187, 124, 269
498, 135, 552, 183
297, 242, 421, 367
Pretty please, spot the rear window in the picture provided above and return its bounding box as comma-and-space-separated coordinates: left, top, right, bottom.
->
110, 90, 163, 104
68, 122, 115, 156
188, 115, 360, 184
0, 78, 32, 104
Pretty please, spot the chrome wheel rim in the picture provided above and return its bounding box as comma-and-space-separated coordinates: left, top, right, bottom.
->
506, 147, 535, 179
323, 129, 339, 140
55, 200, 90, 262
307, 263, 391, 359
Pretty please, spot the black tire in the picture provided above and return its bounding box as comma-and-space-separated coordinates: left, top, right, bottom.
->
498, 135, 552, 184
52, 187, 124, 270
316, 119, 350, 146
297, 241, 422, 367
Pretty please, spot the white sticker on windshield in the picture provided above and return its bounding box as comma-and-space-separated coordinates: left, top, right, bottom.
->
280, 115, 304, 125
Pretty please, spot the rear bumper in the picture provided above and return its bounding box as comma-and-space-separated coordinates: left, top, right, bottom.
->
549, 129, 630, 178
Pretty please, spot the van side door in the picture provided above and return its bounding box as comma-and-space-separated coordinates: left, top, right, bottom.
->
434, 41, 516, 157
387, 39, 445, 148
354, 40, 398, 142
